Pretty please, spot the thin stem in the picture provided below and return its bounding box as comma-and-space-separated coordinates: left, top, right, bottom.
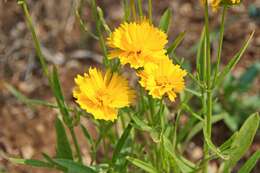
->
90, 0, 109, 68
130, 0, 137, 21
213, 5, 227, 87
148, 0, 152, 22
137, 0, 143, 18
148, 95, 155, 122
19, 0, 49, 78
202, 0, 212, 172
69, 128, 82, 163
123, 0, 130, 22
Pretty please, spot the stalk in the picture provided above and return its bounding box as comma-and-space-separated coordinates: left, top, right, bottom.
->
137, 0, 143, 18
148, 0, 152, 22
213, 6, 227, 86
69, 128, 83, 163
19, 0, 49, 79
202, 0, 212, 172
90, 0, 110, 68
130, 0, 137, 21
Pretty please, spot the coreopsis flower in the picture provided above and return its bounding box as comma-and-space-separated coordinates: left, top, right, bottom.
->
73, 67, 135, 121
107, 20, 168, 69
138, 56, 187, 102
201, 0, 241, 11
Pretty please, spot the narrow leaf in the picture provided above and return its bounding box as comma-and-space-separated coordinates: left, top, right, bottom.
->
203, 130, 229, 160
159, 8, 172, 33
167, 31, 186, 55
223, 113, 260, 172
130, 114, 153, 132
5, 83, 57, 108
163, 136, 195, 173
216, 31, 254, 86
112, 123, 132, 165
126, 156, 158, 173
55, 118, 73, 160
51, 66, 71, 125
9, 157, 53, 168
80, 124, 95, 147
184, 113, 226, 144
238, 151, 260, 173
55, 159, 97, 173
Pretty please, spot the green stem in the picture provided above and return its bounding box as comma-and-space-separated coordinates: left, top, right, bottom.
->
148, 0, 152, 22
69, 128, 82, 163
123, 0, 130, 22
213, 5, 227, 86
137, 0, 143, 18
130, 0, 137, 21
19, 0, 49, 78
90, 0, 109, 68
202, 0, 212, 172
148, 95, 155, 123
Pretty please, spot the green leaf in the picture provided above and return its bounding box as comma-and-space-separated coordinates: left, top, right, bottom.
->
52, 66, 64, 102
9, 158, 53, 168
224, 113, 239, 131
223, 113, 260, 172
126, 156, 158, 173
238, 151, 260, 173
167, 31, 186, 55
163, 136, 195, 173
159, 8, 172, 33
80, 124, 95, 147
55, 159, 97, 173
196, 28, 205, 80
182, 104, 204, 121
42, 152, 66, 171
111, 123, 132, 165
216, 31, 254, 86
55, 118, 73, 160
51, 66, 71, 126
219, 132, 238, 152
203, 129, 229, 160
130, 114, 153, 132
5, 83, 57, 108
97, 6, 111, 34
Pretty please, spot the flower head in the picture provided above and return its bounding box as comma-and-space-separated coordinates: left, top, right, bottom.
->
138, 56, 187, 102
73, 67, 135, 121
107, 20, 168, 69
201, 0, 241, 11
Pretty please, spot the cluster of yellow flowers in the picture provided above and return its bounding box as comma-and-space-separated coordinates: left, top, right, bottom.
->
202, 0, 241, 11
73, 20, 187, 121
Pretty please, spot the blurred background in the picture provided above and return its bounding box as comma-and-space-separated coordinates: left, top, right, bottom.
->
0, 0, 259, 172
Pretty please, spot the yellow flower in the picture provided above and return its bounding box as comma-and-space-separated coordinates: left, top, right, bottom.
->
107, 20, 168, 69
201, 0, 241, 11
138, 56, 187, 102
73, 67, 135, 121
